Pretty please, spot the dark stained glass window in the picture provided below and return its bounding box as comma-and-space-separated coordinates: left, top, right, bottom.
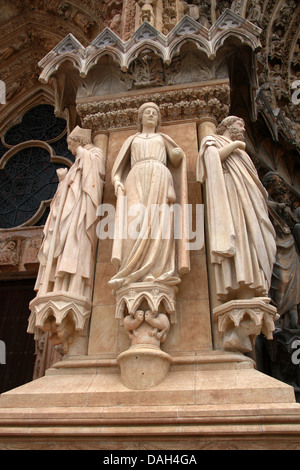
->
0, 104, 72, 229
3, 105, 67, 146
0, 140, 7, 159
0, 147, 65, 228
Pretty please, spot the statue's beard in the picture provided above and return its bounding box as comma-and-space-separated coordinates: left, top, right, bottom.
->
229, 127, 245, 141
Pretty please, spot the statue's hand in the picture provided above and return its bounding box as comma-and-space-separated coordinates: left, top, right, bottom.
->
235, 140, 246, 151
172, 147, 183, 155
56, 168, 68, 182
218, 140, 246, 162
171, 147, 184, 166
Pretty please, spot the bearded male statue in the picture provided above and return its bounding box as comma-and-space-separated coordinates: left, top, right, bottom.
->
197, 116, 276, 302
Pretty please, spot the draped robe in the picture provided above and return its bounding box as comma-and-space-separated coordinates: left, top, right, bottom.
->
268, 201, 300, 320
35, 144, 105, 298
197, 134, 276, 300
109, 132, 190, 290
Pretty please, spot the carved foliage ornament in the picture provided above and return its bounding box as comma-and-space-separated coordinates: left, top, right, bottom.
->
77, 83, 230, 131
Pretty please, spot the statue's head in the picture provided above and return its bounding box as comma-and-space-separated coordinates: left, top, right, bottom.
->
137, 102, 161, 132
67, 126, 92, 154
217, 116, 245, 141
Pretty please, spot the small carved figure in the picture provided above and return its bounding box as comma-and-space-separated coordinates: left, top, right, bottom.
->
43, 314, 75, 353
139, 0, 156, 26
109, 12, 122, 33
247, 0, 262, 26
262, 172, 300, 330
0, 240, 18, 265
145, 310, 170, 342
123, 310, 145, 339
23, 236, 43, 269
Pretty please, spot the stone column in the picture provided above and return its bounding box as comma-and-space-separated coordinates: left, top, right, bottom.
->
197, 117, 217, 144
197, 116, 220, 348
93, 132, 109, 159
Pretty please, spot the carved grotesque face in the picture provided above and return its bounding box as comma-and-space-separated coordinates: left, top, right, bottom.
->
6, 241, 15, 251
142, 106, 159, 130
228, 119, 245, 141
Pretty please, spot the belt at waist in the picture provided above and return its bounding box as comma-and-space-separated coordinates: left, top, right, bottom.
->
131, 159, 166, 167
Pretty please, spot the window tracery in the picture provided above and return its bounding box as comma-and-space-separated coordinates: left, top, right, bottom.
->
0, 104, 72, 229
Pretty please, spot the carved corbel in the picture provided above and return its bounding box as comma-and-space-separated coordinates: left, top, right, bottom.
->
28, 293, 91, 355
213, 298, 279, 353
115, 282, 177, 322
115, 282, 176, 390
116, 282, 175, 352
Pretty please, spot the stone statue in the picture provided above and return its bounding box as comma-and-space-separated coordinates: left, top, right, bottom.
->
199, 117, 278, 353
267, 199, 300, 329
109, 102, 190, 388
139, 0, 155, 26
247, 0, 262, 26
34, 126, 105, 299
28, 126, 106, 354
197, 116, 276, 302
109, 102, 189, 292
262, 172, 300, 330
293, 207, 300, 253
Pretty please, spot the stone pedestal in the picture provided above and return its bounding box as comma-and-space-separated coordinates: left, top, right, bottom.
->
113, 282, 176, 389
117, 345, 172, 390
1, 350, 300, 449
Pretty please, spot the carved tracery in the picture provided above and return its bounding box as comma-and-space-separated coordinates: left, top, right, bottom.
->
0, 105, 72, 229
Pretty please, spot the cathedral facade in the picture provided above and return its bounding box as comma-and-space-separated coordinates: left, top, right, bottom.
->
0, 0, 300, 450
